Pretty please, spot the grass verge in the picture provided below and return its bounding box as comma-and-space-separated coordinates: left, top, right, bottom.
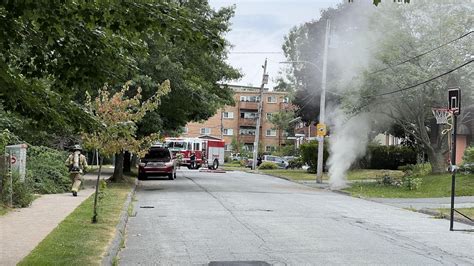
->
345, 173, 474, 198
19, 181, 133, 265
436, 208, 474, 220
260, 169, 328, 180
0, 204, 9, 216
258, 169, 403, 181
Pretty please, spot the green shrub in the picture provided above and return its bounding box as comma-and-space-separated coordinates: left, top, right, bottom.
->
27, 146, 70, 194
258, 162, 278, 170
2, 172, 34, 208
398, 163, 431, 176
12, 175, 34, 207
300, 141, 329, 173
460, 147, 474, 173
403, 175, 422, 190
288, 157, 304, 169
378, 173, 401, 187
360, 144, 417, 170
272, 144, 298, 157
463, 146, 474, 163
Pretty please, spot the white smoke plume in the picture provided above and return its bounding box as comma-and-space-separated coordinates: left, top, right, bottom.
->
327, 110, 372, 190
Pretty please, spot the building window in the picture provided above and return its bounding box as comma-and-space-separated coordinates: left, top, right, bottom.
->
224, 144, 232, 151
265, 146, 276, 152
182, 127, 188, 134
267, 96, 276, 103
223, 128, 234, 136
266, 129, 277, 136
282, 97, 290, 103
200, 128, 211, 135
223, 112, 234, 119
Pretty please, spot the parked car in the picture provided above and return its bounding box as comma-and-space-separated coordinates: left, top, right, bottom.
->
138, 146, 177, 180
262, 155, 289, 169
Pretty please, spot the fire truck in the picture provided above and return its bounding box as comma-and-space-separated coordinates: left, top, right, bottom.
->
165, 137, 225, 170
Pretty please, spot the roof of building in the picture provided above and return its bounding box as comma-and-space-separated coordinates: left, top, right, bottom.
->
220, 84, 289, 94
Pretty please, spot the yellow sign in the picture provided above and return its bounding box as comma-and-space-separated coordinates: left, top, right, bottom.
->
316, 123, 327, 137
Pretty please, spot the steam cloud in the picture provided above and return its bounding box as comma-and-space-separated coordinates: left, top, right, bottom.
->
327, 110, 372, 190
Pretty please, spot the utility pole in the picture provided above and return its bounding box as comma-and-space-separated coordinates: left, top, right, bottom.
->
220, 108, 224, 139
252, 59, 268, 170
316, 19, 330, 183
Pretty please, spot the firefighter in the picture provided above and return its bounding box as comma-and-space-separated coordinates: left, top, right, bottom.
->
190, 152, 196, 169
176, 152, 183, 169
65, 145, 88, 196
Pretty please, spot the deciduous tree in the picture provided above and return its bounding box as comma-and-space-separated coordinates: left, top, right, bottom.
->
82, 80, 170, 182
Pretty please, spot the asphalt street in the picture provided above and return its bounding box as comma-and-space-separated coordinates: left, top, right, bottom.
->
119, 169, 474, 265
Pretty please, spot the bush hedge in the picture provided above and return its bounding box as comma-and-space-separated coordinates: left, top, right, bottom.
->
360, 145, 417, 170
258, 162, 278, 170
27, 146, 71, 194
300, 141, 329, 173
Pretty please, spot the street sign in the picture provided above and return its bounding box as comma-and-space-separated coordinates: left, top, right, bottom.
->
316, 123, 327, 137
6, 144, 27, 182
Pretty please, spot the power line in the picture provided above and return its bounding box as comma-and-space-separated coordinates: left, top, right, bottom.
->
369, 30, 473, 75
364, 59, 473, 99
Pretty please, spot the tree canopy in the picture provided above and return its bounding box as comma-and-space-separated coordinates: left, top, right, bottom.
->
0, 1, 240, 148
281, 0, 473, 173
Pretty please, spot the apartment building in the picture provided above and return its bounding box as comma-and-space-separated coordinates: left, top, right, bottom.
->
183, 85, 292, 154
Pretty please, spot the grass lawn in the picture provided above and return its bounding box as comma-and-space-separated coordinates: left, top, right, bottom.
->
345, 173, 474, 198
19, 181, 133, 265
260, 169, 328, 180
258, 169, 403, 181
0, 204, 9, 216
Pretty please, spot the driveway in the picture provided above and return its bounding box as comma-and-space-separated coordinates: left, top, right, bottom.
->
118, 169, 474, 265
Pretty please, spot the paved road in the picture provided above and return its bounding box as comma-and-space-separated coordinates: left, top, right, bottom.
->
119, 170, 474, 265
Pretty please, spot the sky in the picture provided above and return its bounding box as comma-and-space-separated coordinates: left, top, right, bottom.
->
209, 0, 342, 88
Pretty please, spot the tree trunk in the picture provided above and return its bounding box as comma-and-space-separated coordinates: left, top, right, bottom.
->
426, 147, 446, 174
123, 151, 131, 173
131, 154, 139, 170
111, 152, 125, 182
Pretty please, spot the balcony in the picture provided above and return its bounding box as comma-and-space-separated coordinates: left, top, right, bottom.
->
239, 134, 257, 143
238, 101, 258, 110
240, 118, 257, 127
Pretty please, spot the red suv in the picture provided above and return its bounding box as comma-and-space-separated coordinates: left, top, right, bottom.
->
138, 146, 177, 180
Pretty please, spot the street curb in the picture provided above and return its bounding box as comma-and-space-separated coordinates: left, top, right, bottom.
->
259, 171, 354, 196
417, 208, 474, 226
101, 179, 137, 266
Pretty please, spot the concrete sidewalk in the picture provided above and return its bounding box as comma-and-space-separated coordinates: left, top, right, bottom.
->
0, 168, 114, 266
